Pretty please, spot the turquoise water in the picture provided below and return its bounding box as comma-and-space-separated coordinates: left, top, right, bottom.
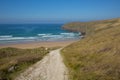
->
0, 24, 81, 45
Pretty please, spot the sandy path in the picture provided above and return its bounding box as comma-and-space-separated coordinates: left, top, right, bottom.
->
15, 49, 68, 80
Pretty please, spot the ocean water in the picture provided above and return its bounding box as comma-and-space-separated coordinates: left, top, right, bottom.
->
0, 24, 81, 45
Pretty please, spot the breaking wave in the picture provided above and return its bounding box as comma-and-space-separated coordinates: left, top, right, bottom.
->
0, 32, 81, 43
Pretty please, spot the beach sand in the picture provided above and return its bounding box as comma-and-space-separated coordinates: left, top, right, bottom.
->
0, 40, 78, 49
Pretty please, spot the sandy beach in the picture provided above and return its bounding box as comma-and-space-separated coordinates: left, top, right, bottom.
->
0, 40, 78, 49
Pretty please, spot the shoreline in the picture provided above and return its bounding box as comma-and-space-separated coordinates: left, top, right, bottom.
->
0, 40, 78, 49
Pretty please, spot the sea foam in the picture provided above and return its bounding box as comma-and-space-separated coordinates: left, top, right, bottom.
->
0, 32, 80, 41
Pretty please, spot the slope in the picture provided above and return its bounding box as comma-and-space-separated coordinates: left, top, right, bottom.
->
61, 18, 120, 80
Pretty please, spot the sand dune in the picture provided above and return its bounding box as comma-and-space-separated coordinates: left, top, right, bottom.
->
15, 49, 68, 80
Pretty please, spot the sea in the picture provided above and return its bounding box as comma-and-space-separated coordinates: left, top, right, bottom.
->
0, 24, 81, 45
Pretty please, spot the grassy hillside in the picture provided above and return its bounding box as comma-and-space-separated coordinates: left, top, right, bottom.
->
61, 18, 120, 80
0, 47, 51, 80
62, 18, 120, 36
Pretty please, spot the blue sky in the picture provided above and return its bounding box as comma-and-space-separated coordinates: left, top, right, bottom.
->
0, 0, 120, 23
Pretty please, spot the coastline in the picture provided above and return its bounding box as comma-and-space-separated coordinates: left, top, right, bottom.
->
0, 40, 78, 49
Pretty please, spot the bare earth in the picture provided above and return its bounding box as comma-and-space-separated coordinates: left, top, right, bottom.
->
15, 49, 68, 80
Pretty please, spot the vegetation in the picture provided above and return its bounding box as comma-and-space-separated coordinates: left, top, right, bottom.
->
61, 18, 120, 80
0, 47, 50, 80
62, 18, 120, 36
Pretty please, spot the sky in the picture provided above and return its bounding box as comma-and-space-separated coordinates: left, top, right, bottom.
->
0, 0, 120, 23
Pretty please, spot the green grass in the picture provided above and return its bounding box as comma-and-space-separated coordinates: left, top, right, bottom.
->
0, 47, 50, 80
61, 18, 120, 80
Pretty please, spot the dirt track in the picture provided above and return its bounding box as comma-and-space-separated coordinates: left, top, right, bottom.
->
15, 49, 68, 80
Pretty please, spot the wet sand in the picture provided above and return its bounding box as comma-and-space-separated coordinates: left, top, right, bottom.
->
0, 40, 78, 49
